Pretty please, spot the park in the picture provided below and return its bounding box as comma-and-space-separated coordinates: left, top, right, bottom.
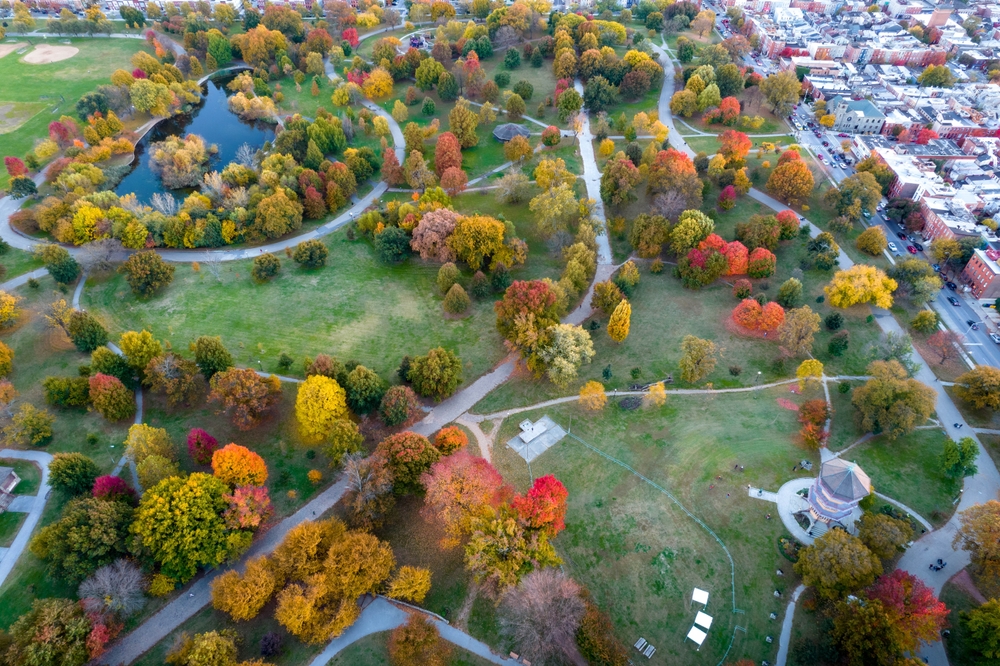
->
0, 1, 999, 666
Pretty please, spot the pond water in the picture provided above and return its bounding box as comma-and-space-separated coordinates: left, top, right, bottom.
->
115, 73, 274, 201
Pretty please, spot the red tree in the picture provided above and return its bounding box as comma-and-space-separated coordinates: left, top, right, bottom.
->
187, 428, 218, 465
865, 570, 948, 652
342, 27, 360, 48
724, 241, 749, 275
512, 475, 568, 536
541, 125, 561, 147
718, 130, 752, 162
732, 298, 763, 329
222, 485, 273, 529
915, 129, 939, 145
441, 167, 468, 196
777, 149, 802, 165
718, 185, 737, 209
92, 475, 137, 504
4, 157, 27, 178
718, 96, 740, 124
381, 147, 405, 186
421, 450, 512, 547
747, 247, 776, 278
303, 186, 327, 220
48, 121, 73, 147
775, 209, 800, 238
434, 131, 463, 175
698, 233, 728, 254
435, 425, 468, 454
798, 399, 830, 426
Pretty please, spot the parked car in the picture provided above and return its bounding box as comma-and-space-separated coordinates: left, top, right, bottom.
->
913, 242, 924, 252
990, 333, 1000, 344
907, 245, 917, 254
967, 320, 980, 330
838, 133, 850, 138
949, 296, 961, 305
947, 282, 958, 290
888, 242, 898, 253
898, 232, 908, 240
932, 263, 941, 272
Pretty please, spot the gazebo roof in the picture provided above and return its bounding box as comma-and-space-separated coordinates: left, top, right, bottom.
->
493, 123, 530, 142
819, 459, 871, 502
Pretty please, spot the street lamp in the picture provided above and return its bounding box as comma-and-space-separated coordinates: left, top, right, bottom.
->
109, 444, 116, 466
754, 371, 761, 399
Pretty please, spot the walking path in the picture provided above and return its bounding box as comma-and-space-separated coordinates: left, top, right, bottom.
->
308, 596, 519, 666
0, 450, 52, 588
98, 474, 352, 665
775, 585, 806, 666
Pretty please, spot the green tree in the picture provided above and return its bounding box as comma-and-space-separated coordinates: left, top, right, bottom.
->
409, 347, 463, 400
852, 360, 935, 440
794, 529, 882, 600
345, 365, 386, 414
30, 497, 133, 583
48, 453, 100, 496
918, 64, 955, 87
776, 277, 803, 308
759, 71, 801, 116
963, 598, 1000, 661
4, 598, 93, 666
583, 76, 618, 113
941, 436, 979, 479
66, 310, 108, 353
119, 250, 175, 296
192, 336, 233, 379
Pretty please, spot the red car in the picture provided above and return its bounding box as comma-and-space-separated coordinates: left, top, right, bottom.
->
907, 245, 917, 254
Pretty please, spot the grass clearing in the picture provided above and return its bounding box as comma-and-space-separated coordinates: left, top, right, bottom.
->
977, 433, 1000, 477
0, 512, 27, 548
848, 429, 958, 528
490, 389, 813, 666
83, 227, 508, 382
0, 247, 45, 282
0, 38, 154, 189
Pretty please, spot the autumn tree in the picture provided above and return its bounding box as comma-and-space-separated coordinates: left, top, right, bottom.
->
495, 280, 562, 366
647, 149, 703, 211
857, 513, 914, 561
628, 214, 670, 258
863, 570, 948, 654
963, 599, 1000, 661
119, 250, 175, 296
4, 599, 96, 666
379, 385, 421, 427
125, 423, 176, 465
130, 473, 246, 582
464, 504, 560, 597
48, 452, 100, 496
387, 566, 433, 604
778, 305, 822, 357
499, 569, 585, 666
376, 431, 441, 492
89, 373, 135, 421
192, 335, 233, 379
537, 324, 596, 388
448, 214, 506, 270
759, 71, 801, 116
600, 154, 642, 207
449, 98, 480, 148
607, 299, 632, 342
579, 380, 607, 411
30, 496, 133, 583
718, 130, 752, 162
766, 151, 814, 204
856, 226, 888, 256
434, 131, 463, 175
954, 500, 1000, 579
144, 353, 201, 407
512, 475, 568, 537
208, 368, 282, 431
212, 443, 268, 487
955, 365, 1000, 410
389, 614, 451, 666
421, 451, 510, 548
852, 360, 936, 440
679, 335, 717, 383
927, 330, 960, 365
210, 555, 277, 621
794, 529, 882, 600
825, 265, 897, 309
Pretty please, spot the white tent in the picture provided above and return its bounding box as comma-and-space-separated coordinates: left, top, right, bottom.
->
692, 588, 709, 605
695, 612, 713, 630
686, 626, 707, 647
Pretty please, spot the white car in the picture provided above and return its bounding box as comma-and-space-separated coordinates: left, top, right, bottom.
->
887, 242, 898, 253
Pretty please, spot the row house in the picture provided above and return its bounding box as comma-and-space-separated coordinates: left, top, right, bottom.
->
961, 249, 1000, 299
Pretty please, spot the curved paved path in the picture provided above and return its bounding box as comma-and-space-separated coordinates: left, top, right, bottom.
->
0, 450, 52, 588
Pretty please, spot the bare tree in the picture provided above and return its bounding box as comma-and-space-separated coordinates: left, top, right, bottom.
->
202, 252, 224, 282
234, 142, 257, 168
383, 7, 400, 28
80, 238, 124, 273
744, 85, 766, 114
494, 170, 531, 204
343, 453, 395, 531
499, 568, 587, 666
150, 192, 177, 216
118, 193, 145, 215
202, 171, 226, 205
79, 559, 146, 618
222, 186, 249, 211
494, 26, 519, 48
653, 191, 688, 221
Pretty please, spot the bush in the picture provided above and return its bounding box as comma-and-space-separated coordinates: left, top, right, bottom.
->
470, 270, 490, 298
67, 310, 108, 352
42, 376, 90, 407
119, 250, 175, 296
49, 453, 100, 495
251, 253, 281, 282
260, 632, 283, 658
292, 239, 329, 267
434, 426, 468, 454
504, 48, 521, 69
513, 80, 534, 100
443, 283, 471, 314
824, 312, 843, 330
422, 97, 436, 115
494, 71, 511, 87
828, 330, 850, 356
437, 262, 460, 294
733, 278, 752, 299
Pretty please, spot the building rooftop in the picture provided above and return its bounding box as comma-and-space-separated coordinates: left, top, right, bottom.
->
820, 459, 872, 502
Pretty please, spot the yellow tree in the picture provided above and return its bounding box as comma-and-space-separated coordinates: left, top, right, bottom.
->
363, 67, 394, 100
448, 215, 505, 270
386, 565, 433, 603
607, 299, 631, 343
825, 265, 898, 309
295, 375, 349, 442
579, 381, 606, 411
796, 359, 823, 389
0, 291, 22, 329
210, 555, 277, 621
533, 157, 576, 191
679, 335, 717, 383
644, 381, 666, 407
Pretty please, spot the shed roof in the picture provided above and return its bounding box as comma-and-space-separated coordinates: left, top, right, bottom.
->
820, 459, 871, 502
493, 123, 530, 142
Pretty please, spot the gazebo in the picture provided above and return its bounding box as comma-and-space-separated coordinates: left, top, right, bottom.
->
493, 123, 530, 143
807, 459, 871, 528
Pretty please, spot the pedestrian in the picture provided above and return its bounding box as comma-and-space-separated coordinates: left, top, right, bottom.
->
735, 464, 739, 470
726, 493, 730, 497
709, 484, 715, 489
766, 514, 771, 520
792, 464, 797, 471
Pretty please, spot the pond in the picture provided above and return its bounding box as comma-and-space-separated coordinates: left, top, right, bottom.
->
115, 72, 274, 201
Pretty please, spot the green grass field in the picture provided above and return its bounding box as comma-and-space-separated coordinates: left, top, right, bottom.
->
940, 582, 982, 666
848, 429, 958, 527
0, 512, 27, 549
490, 388, 814, 666
0, 38, 153, 188
0, 247, 44, 282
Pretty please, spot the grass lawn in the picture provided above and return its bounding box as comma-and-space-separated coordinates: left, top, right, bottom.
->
977, 433, 1000, 477
83, 227, 510, 382
0, 512, 27, 548
0, 276, 132, 463
826, 381, 863, 453
0, 458, 41, 496
0, 38, 154, 189
490, 388, 813, 666
684, 134, 796, 156
944, 385, 1000, 430
476, 195, 886, 414
0, 247, 44, 282
599, 83, 662, 121
330, 631, 497, 666
941, 581, 982, 666
848, 429, 958, 528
